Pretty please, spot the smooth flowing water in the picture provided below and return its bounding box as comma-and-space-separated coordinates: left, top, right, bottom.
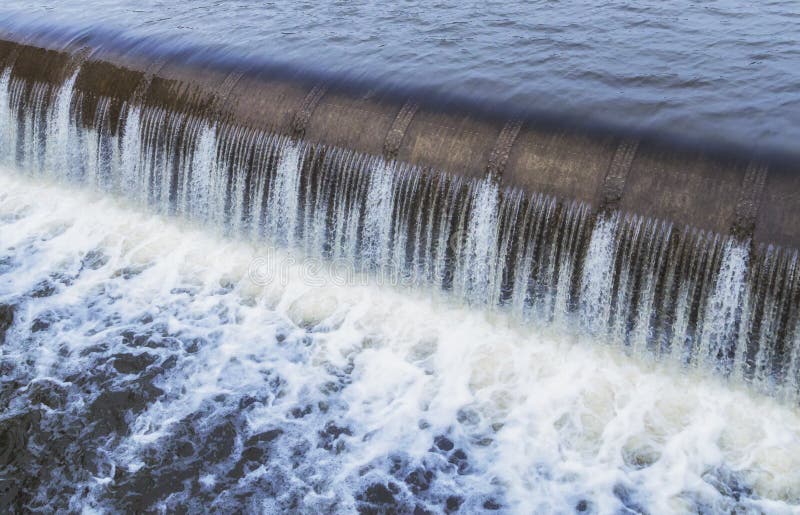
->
2, 1, 800, 151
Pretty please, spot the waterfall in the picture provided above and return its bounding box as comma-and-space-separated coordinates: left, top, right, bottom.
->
188, 123, 218, 223
120, 103, 143, 200
0, 64, 798, 401
266, 142, 301, 247
44, 70, 78, 179
580, 214, 619, 336
361, 160, 395, 270
457, 177, 500, 305
0, 67, 12, 162
700, 241, 749, 375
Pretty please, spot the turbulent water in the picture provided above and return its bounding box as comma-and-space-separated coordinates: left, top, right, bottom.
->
2, 171, 800, 512
1, 60, 799, 400
2, 21, 800, 512
2, 1, 800, 151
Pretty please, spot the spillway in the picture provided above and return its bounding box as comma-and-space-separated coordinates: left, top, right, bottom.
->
3, 18, 800, 512
0, 31, 799, 403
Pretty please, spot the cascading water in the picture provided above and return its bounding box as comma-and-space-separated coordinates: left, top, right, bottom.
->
0, 62, 798, 398
187, 123, 218, 223
701, 241, 750, 375
0, 67, 11, 159
361, 161, 395, 271
44, 71, 78, 178
1, 56, 800, 512
580, 214, 619, 336
119, 104, 143, 202
266, 142, 301, 247
456, 177, 500, 305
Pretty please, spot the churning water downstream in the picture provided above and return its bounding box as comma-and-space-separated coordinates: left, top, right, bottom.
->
1, 53, 800, 511
2, 172, 800, 513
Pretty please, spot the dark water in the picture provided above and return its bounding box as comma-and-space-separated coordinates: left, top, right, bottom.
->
1, 1, 800, 151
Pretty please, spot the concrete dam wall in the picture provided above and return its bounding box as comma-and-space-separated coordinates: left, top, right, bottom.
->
2, 33, 799, 248
0, 32, 799, 397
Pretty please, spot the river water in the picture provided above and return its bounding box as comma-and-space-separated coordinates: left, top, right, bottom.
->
2, 2, 800, 513
1, 1, 800, 151
2, 171, 800, 512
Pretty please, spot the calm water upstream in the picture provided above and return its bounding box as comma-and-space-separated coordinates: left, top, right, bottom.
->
1, 0, 800, 151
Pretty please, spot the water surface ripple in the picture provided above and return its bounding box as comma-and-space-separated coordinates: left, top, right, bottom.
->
1, 0, 799, 150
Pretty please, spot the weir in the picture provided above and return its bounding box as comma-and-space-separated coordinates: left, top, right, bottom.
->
0, 32, 799, 400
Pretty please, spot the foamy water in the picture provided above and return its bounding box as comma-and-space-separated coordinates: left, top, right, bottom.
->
1, 169, 799, 512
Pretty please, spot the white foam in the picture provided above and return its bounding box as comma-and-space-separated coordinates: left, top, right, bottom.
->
2, 169, 799, 511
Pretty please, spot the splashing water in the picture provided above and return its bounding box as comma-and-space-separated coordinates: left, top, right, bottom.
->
0, 62, 798, 398
1, 171, 799, 512
0, 61, 799, 511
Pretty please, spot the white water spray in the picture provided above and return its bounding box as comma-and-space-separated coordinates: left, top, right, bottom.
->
0, 67, 797, 398
2, 171, 799, 512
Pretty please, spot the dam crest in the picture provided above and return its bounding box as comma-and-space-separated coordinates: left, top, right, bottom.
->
0, 35, 799, 400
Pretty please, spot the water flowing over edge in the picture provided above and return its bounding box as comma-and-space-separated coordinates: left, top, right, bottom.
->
4, 171, 800, 512
0, 64, 799, 402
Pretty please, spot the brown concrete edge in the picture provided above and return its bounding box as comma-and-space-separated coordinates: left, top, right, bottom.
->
1, 35, 798, 250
